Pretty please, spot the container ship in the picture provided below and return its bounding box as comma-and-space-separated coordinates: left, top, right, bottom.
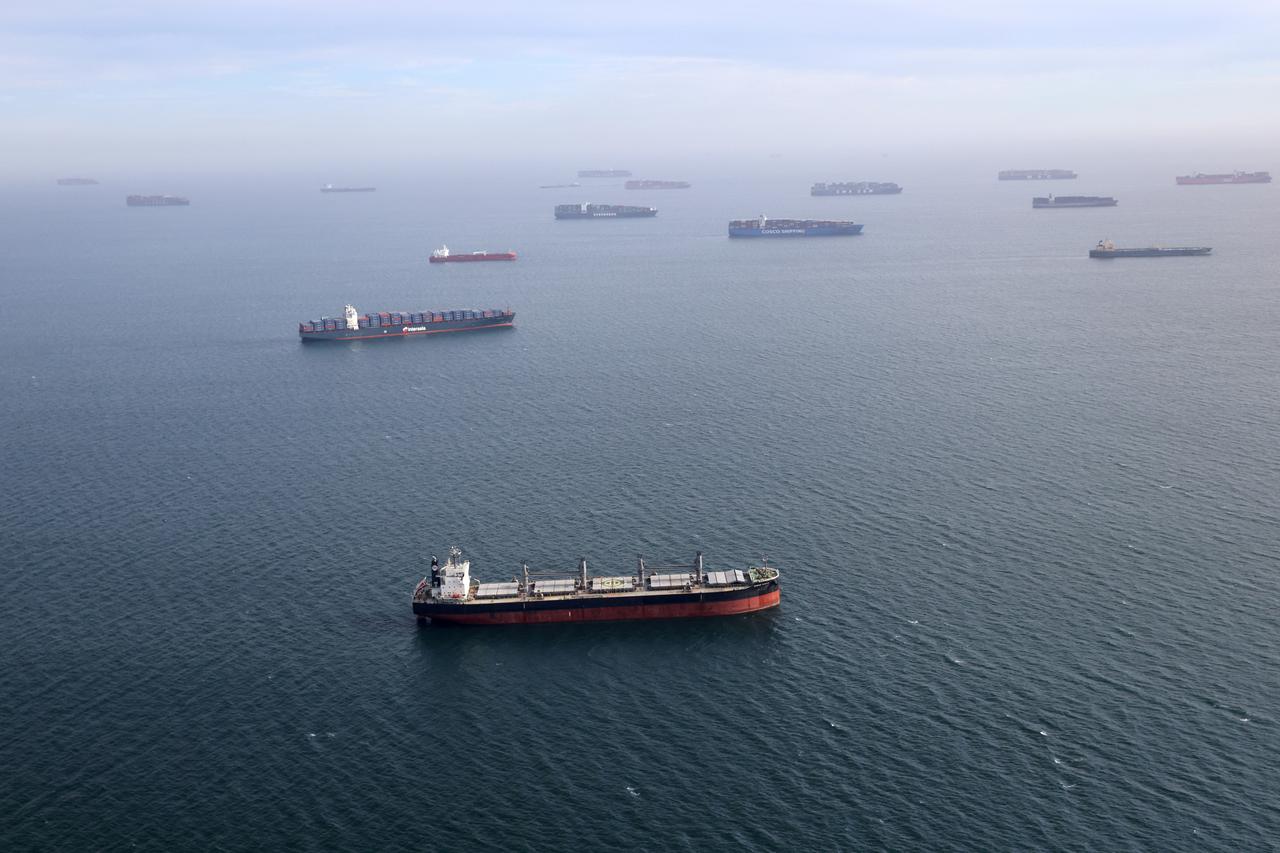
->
578, 170, 632, 178
999, 169, 1077, 180
429, 245, 516, 263
57, 177, 98, 185
1089, 239, 1211, 258
811, 181, 902, 195
1033, 195, 1118, 208
625, 180, 691, 189
299, 304, 514, 341
1175, 171, 1271, 185
555, 203, 657, 219
321, 184, 376, 192
126, 195, 189, 206
728, 215, 863, 237
413, 547, 781, 626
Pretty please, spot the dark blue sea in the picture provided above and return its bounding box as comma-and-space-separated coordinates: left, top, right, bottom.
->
2, 164, 1278, 851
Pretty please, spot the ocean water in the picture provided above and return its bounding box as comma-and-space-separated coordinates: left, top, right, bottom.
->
2, 168, 1278, 851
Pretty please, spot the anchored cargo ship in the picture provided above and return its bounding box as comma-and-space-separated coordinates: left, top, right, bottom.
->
555, 203, 657, 219
1176, 171, 1271, 185
578, 170, 632, 178
811, 181, 902, 195
321, 184, 376, 192
299, 304, 514, 341
625, 180, 691, 189
413, 546, 781, 626
999, 169, 1077, 180
1089, 239, 1211, 258
1033, 195, 1118, 208
57, 177, 98, 186
729, 214, 863, 237
126, 195, 189, 206
429, 245, 516, 263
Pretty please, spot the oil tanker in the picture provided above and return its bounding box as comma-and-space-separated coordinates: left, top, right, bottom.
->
126, 195, 189, 206
429, 245, 516, 263
299, 304, 514, 341
1176, 171, 1271, 185
555, 203, 657, 219
729, 215, 863, 237
1033, 195, 1118, 208
811, 181, 902, 195
413, 547, 781, 626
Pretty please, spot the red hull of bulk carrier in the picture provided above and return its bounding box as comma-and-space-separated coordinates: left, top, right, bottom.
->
425, 587, 780, 625
429, 252, 517, 263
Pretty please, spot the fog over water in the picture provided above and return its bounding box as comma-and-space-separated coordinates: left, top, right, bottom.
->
3, 1, 1279, 177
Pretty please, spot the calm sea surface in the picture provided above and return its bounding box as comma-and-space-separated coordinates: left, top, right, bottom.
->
2, 167, 1278, 851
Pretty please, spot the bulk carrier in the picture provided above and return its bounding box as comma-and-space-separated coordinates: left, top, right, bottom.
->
299, 304, 514, 341
729, 215, 863, 237
413, 547, 781, 626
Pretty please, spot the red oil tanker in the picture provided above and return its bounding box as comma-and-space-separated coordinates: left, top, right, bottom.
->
413, 547, 781, 626
429, 245, 517, 263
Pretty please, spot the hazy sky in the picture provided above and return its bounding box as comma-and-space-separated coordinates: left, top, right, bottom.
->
4, 1, 1279, 174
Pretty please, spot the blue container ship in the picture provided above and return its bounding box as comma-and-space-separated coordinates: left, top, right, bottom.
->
299, 305, 514, 342
728, 215, 863, 238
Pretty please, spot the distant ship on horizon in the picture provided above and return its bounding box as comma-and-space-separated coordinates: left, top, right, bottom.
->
999, 169, 1077, 180
555, 203, 657, 219
1089, 239, 1211, 258
321, 184, 376, 193
1175, 171, 1271, 185
811, 181, 902, 196
625, 180, 690, 189
728, 215, 863, 237
1033, 195, 1118, 208
57, 177, 98, 186
126, 195, 188, 206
